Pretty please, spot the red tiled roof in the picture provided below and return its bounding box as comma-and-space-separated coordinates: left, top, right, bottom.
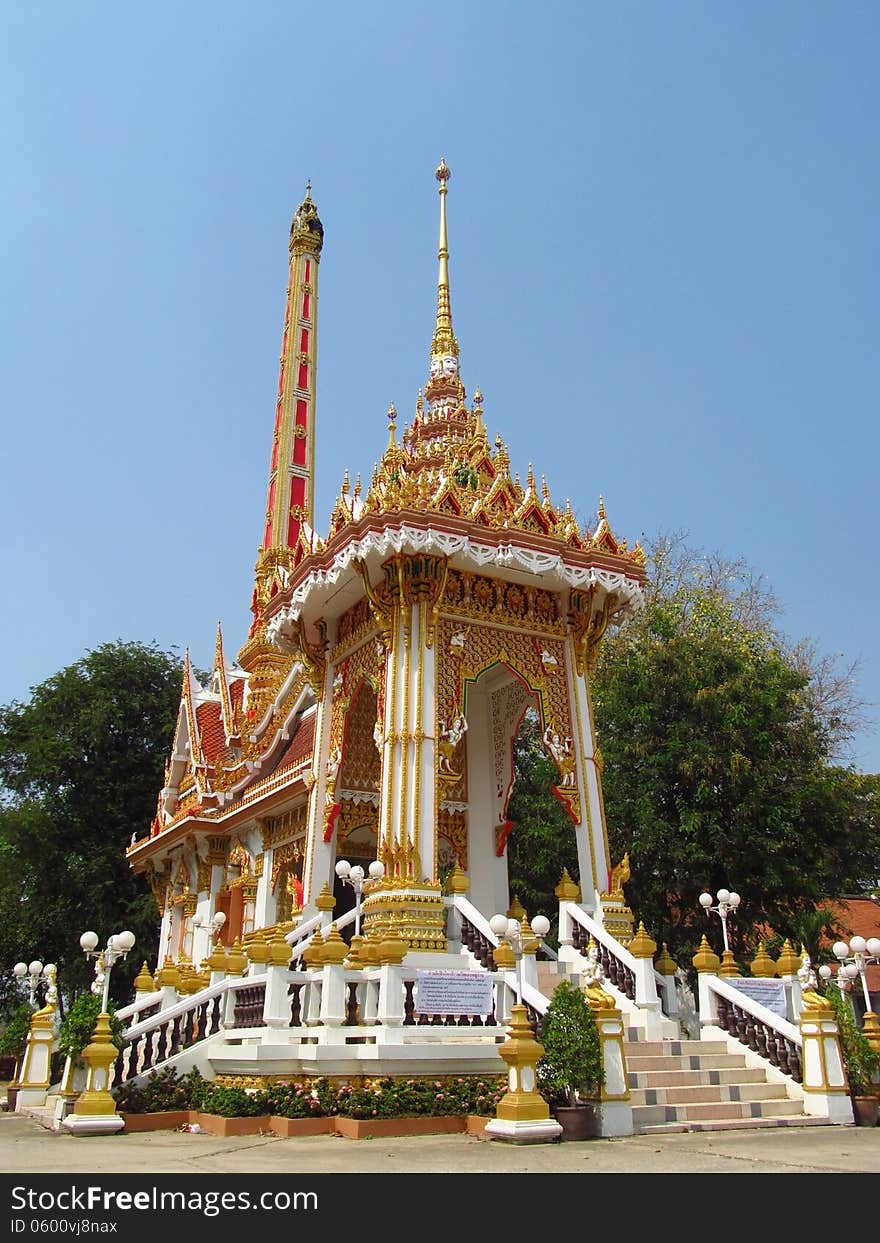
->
230, 679, 245, 712
825, 897, 880, 995
275, 712, 316, 773
196, 701, 226, 764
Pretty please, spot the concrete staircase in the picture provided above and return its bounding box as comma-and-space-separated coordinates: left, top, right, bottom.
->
536, 962, 830, 1134
624, 1034, 827, 1134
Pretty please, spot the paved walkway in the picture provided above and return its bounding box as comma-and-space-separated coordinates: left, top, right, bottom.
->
2, 1110, 879, 1175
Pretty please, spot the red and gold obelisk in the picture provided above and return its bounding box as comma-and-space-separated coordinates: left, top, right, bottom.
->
238, 186, 324, 721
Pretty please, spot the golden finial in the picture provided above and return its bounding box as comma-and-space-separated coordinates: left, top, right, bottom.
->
354, 472, 362, 498
473, 387, 483, 407
341, 469, 349, 494
598, 495, 606, 521
526, 463, 536, 492
305, 179, 312, 199
431, 157, 459, 363
541, 475, 550, 504
386, 403, 398, 452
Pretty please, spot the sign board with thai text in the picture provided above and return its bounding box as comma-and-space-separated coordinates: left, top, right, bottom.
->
726, 978, 788, 1020
416, 970, 494, 1015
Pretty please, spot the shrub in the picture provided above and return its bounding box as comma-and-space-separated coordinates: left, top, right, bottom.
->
826, 986, 880, 1098
537, 978, 604, 1108
0, 1004, 36, 1060
57, 993, 125, 1059
113, 1067, 208, 1115
111, 1068, 506, 1119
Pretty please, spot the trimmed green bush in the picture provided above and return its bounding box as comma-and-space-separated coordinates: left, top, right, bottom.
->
537, 978, 604, 1108
57, 992, 125, 1059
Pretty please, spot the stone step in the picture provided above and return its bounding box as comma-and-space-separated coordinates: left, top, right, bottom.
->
628, 1066, 770, 1089
632, 1098, 804, 1128
629, 1081, 789, 1107
637, 1114, 832, 1135
623, 1040, 729, 1057
626, 1052, 748, 1072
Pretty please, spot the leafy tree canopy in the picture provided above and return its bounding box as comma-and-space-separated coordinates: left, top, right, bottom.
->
0, 641, 184, 1015
508, 533, 879, 973
592, 534, 880, 969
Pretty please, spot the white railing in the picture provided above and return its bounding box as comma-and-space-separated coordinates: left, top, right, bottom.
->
702, 974, 803, 1083
116, 991, 162, 1027
561, 903, 671, 1037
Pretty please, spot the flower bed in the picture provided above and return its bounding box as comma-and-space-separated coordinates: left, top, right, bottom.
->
114, 1067, 505, 1136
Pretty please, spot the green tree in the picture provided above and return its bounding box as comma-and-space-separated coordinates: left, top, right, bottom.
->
506, 710, 579, 934
591, 535, 880, 970
0, 641, 184, 1014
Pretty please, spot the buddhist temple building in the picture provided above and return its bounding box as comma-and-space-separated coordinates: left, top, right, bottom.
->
127, 161, 647, 966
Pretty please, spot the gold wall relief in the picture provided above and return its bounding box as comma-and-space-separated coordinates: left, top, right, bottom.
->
568, 586, 620, 677
438, 807, 468, 871
443, 568, 563, 632
332, 596, 373, 660
261, 805, 308, 849
354, 559, 394, 650
336, 799, 380, 852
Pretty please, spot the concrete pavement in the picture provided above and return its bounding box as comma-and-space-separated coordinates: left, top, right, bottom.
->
1, 1109, 879, 1175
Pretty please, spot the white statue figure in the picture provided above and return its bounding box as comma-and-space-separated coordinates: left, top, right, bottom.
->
544, 724, 575, 785
437, 713, 468, 775
797, 951, 817, 991
43, 964, 57, 1010
326, 746, 342, 784
373, 718, 384, 752
583, 939, 605, 987
449, 630, 466, 655
90, 952, 106, 999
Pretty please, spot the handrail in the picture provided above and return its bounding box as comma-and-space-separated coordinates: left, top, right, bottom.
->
287, 907, 358, 966
705, 975, 803, 1084
564, 903, 638, 972
449, 894, 552, 966
284, 911, 324, 944
706, 975, 800, 1045
116, 992, 162, 1025
122, 976, 246, 1041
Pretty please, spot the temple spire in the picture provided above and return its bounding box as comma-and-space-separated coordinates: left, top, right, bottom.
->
426, 158, 464, 412
243, 184, 323, 647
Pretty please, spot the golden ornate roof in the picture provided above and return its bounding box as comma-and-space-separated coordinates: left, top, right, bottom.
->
320, 161, 643, 567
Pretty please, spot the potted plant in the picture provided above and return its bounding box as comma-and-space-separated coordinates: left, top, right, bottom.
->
0, 1002, 36, 1111
827, 986, 879, 1126
536, 978, 604, 1139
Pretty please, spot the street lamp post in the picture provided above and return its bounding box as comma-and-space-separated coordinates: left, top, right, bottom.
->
12, 960, 47, 1007
335, 858, 385, 937
819, 936, 880, 1015
698, 887, 741, 953
483, 910, 561, 1144
192, 912, 227, 966
488, 913, 551, 1005
79, 930, 136, 1011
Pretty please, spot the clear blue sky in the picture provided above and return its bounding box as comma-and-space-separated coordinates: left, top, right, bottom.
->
2, 3, 878, 771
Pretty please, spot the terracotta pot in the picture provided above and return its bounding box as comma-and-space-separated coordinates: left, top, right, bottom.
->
851, 1095, 879, 1127
553, 1104, 597, 1141
333, 1114, 466, 1140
